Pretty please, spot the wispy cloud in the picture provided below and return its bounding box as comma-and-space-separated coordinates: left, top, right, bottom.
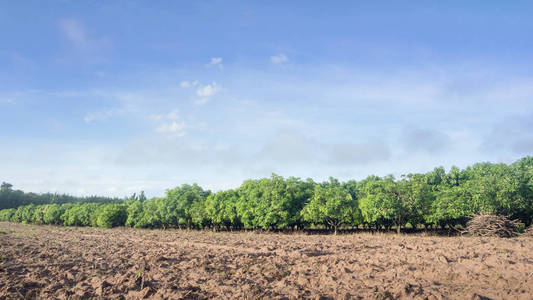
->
327, 141, 391, 166
196, 82, 220, 97
58, 18, 111, 54
481, 112, 533, 155
150, 109, 187, 138
149, 109, 180, 121
270, 54, 289, 64
180, 80, 198, 88
206, 57, 223, 69
59, 19, 87, 47
84, 110, 116, 123
156, 121, 186, 137
256, 130, 390, 167
0, 98, 15, 104
194, 98, 209, 105
195, 82, 221, 105
402, 127, 451, 154
5, 60, 533, 196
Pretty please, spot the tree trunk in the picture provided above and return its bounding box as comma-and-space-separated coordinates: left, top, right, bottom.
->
397, 224, 401, 234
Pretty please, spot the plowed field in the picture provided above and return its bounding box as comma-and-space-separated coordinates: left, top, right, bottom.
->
1, 222, 532, 299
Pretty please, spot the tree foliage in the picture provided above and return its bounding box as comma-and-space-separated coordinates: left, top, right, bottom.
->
1, 156, 532, 232
301, 177, 358, 234
0, 182, 122, 210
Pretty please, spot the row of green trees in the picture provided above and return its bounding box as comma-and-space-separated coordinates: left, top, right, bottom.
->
0, 182, 123, 210
1, 157, 532, 233
0, 203, 127, 228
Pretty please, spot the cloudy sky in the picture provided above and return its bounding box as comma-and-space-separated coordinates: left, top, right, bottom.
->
1, 1, 532, 197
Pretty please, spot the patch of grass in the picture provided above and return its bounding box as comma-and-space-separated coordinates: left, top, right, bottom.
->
0, 230, 8, 235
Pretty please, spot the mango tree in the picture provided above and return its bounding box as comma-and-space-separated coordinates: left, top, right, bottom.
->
301, 177, 357, 235
359, 176, 411, 234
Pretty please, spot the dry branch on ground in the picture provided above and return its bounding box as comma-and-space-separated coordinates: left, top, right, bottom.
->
465, 213, 523, 238
523, 226, 533, 237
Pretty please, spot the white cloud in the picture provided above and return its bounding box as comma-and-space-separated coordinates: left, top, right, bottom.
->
84, 110, 115, 123
270, 54, 289, 64
210, 57, 222, 65
156, 121, 186, 137
194, 82, 221, 104
150, 109, 186, 137
206, 57, 223, 68
196, 82, 220, 97
180, 81, 191, 88
180, 80, 199, 88
148, 109, 180, 121
8, 62, 533, 197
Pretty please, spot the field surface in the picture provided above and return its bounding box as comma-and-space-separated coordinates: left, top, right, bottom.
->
1, 222, 532, 299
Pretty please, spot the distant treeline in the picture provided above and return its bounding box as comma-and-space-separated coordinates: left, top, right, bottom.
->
1, 157, 532, 233
0, 182, 123, 210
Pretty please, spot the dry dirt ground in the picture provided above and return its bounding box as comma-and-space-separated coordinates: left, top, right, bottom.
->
1, 222, 532, 300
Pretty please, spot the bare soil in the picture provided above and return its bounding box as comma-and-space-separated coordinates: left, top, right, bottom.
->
1, 222, 532, 299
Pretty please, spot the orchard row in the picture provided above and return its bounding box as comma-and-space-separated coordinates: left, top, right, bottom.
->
1, 157, 532, 233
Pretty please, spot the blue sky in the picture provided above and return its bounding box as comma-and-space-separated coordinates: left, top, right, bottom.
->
1, 1, 533, 197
